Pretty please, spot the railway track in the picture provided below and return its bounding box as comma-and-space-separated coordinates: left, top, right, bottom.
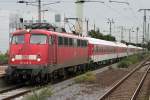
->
0, 87, 32, 100
0, 57, 149, 100
98, 57, 150, 100
0, 74, 5, 78
0, 83, 45, 100
0, 63, 112, 100
0, 83, 29, 100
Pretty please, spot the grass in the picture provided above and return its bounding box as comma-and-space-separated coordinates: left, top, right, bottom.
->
0, 53, 8, 65
23, 86, 53, 100
74, 72, 96, 83
117, 53, 147, 68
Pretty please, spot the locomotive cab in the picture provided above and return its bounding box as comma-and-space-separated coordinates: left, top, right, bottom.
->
7, 29, 50, 82
9, 30, 48, 65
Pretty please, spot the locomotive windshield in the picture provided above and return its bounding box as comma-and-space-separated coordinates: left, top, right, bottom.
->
30, 34, 47, 44
11, 35, 24, 44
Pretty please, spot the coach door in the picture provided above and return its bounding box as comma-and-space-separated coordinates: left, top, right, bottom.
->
49, 35, 57, 64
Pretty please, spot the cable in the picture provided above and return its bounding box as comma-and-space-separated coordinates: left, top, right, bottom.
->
102, 3, 140, 26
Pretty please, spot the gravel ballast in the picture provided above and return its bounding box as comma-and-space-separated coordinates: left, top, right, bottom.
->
48, 65, 130, 100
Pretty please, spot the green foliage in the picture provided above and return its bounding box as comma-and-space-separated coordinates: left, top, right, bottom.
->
118, 60, 132, 68
0, 53, 8, 64
23, 86, 53, 100
74, 72, 96, 83
147, 41, 150, 51
117, 54, 146, 68
88, 30, 116, 41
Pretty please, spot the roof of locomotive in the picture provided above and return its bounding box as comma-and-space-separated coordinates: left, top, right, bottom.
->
12, 29, 88, 40
51, 31, 87, 40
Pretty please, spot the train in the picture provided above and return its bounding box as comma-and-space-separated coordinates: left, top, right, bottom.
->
6, 23, 143, 83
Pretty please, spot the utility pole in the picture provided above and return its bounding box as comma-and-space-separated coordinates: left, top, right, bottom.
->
138, 9, 150, 43
136, 27, 139, 44
85, 18, 89, 35
41, 10, 48, 20
94, 20, 96, 31
148, 23, 150, 41
129, 29, 131, 43
121, 26, 124, 41
107, 18, 114, 36
75, 0, 104, 34
18, 0, 60, 23
38, 0, 41, 23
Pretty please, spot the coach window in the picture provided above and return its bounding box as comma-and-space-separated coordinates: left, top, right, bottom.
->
113, 48, 115, 52
94, 46, 97, 52
85, 41, 88, 47
100, 47, 102, 52
110, 47, 111, 52
83, 40, 85, 47
58, 36, 63, 45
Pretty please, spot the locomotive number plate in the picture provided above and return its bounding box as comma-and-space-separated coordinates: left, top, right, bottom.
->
22, 55, 29, 60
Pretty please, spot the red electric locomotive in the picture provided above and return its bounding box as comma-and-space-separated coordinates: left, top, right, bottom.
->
7, 23, 88, 82
6, 23, 142, 83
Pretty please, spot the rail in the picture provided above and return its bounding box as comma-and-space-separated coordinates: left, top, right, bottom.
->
130, 65, 150, 100
98, 56, 150, 100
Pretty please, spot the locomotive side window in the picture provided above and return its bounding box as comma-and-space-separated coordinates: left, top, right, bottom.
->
12, 35, 24, 44
64, 37, 68, 46
30, 34, 47, 44
81, 40, 84, 47
49, 36, 54, 45
77, 39, 81, 47
69, 38, 73, 46
73, 39, 77, 47
58, 36, 63, 45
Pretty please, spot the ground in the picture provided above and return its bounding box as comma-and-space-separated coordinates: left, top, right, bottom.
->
47, 64, 129, 100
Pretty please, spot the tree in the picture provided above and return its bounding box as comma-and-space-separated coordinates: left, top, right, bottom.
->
88, 30, 116, 41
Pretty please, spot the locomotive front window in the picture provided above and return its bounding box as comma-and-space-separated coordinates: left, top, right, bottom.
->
30, 34, 47, 44
12, 35, 24, 44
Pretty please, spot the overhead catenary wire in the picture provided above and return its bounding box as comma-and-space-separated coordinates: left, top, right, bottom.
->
102, 3, 140, 26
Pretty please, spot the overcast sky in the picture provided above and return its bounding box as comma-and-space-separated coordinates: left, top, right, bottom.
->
0, 0, 150, 53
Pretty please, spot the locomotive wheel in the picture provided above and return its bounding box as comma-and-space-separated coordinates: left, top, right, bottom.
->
5, 75, 14, 84
44, 74, 49, 83
35, 76, 41, 83
51, 71, 57, 82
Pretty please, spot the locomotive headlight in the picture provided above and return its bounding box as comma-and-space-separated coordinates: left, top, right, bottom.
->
11, 58, 15, 62
37, 58, 41, 62
36, 55, 41, 62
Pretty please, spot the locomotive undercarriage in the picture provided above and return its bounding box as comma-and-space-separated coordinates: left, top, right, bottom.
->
5, 58, 120, 84
5, 66, 51, 84
5, 64, 90, 84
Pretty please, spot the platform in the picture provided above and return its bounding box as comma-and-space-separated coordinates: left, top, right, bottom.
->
0, 66, 7, 77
